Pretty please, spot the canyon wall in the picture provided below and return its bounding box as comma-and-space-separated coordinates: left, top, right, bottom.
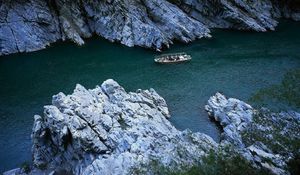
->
0, 0, 299, 55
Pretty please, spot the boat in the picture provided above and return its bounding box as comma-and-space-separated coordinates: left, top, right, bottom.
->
154, 52, 192, 64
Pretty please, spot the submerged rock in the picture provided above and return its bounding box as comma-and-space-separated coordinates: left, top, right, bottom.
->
1, 0, 300, 55
31, 79, 217, 174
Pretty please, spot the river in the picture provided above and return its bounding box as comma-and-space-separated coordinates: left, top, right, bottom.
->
0, 20, 300, 172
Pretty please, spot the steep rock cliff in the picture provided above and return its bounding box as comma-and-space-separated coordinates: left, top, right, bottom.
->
0, 0, 299, 55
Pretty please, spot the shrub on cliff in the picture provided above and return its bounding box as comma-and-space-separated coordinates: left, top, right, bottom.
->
131, 147, 271, 175
250, 69, 300, 111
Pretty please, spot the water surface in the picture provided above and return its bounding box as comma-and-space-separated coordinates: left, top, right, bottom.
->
0, 21, 300, 172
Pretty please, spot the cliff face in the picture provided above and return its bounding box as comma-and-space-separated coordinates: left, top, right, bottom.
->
205, 93, 300, 175
0, 0, 300, 55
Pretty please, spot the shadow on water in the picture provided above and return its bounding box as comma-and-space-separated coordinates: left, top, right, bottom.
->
0, 20, 300, 172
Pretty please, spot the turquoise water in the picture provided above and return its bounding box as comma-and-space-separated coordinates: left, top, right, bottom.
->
1, 21, 300, 172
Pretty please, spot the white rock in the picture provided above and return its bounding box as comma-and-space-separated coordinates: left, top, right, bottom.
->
31, 79, 217, 174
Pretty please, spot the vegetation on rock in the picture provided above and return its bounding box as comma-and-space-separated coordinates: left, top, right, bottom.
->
241, 109, 300, 175
131, 147, 271, 175
250, 69, 300, 111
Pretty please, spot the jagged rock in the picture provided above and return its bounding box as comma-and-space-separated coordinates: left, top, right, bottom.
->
3, 168, 21, 175
31, 79, 217, 174
179, 0, 279, 31
4, 83, 300, 175
206, 92, 300, 175
1, 0, 300, 55
205, 92, 254, 147
0, 0, 61, 55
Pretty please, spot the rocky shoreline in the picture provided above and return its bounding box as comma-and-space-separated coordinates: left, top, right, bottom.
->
1, 0, 300, 56
4, 79, 300, 175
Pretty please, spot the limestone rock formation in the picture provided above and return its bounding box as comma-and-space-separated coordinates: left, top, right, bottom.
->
205, 92, 254, 147
1, 0, 300, 56
0, 0, 61, 55
4, 81, 300, 175
206, 93, 300, 175
31, 79, 217, 174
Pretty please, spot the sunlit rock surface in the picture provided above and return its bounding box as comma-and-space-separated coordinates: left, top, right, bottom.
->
1, 0, 300, 55
31, 79, 217, 174
4, 81, 300, 175
206, 93, 300, 175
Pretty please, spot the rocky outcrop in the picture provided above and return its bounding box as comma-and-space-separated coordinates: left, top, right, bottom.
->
4, 81, 300, 175
1, 0, 300, 56
206, 93, 300, 175
30, 79, 217, 174
205, 92, 254, 147
0, 0, 61, 55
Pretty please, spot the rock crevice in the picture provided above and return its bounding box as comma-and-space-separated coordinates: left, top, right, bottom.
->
1, 0, 300, 55
30, 79, 217, 175
4, 80, 300, 175
205, 93, 300, 175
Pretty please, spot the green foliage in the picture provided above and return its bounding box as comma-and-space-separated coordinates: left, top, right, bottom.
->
130, 148, 271, 175
287, 153, 300, 175
130, 159, 175, 175
118, 114, 129, 130
249, 69, 300, 111
241, 111, 300, 155
37, 162, 48, 170
239, 106, 300, 174
20, 161, 31, 174
130, 69, 300, 175
194, 149, 271, 175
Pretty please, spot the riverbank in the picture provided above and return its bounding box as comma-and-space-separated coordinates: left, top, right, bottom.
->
1, 21, 300, 172
1, 0, 300, 56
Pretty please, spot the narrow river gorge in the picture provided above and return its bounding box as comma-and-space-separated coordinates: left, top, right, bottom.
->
0, 21, 300, 172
